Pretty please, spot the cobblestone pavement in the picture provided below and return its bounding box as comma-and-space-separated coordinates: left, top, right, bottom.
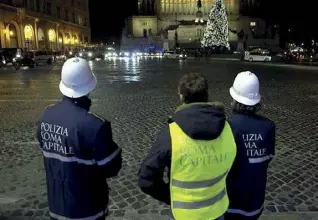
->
0, 58, 317, 219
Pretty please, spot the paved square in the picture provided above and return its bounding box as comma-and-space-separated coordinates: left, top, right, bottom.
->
0, 58, 317, 219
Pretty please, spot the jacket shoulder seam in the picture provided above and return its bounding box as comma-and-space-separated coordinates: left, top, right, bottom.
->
88, 112, 105, 122
45, 104, 55, 110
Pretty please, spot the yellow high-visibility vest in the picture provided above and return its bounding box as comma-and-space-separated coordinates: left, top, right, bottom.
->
169, 122, 236, 220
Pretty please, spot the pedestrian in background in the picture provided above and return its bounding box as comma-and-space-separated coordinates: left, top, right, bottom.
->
225, 71, 276, 220
36, 57, 122, 220
138, 73, 237, 220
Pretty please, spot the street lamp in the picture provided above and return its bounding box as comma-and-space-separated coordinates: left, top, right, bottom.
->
10, 30, 14, 36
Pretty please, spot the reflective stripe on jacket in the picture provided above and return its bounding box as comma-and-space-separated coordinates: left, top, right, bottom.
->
169, 121, 237, 220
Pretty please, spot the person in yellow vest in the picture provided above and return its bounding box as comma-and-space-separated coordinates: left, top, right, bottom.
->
138, 73, 237, 220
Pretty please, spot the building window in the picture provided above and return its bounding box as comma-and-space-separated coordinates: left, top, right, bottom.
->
43, 1, 46, 13
36, 0, 40, 12
65, 9, 69, 21
71, 0, 74, 6
197, 29, 202, 37
46, 2, 51, 15
78, 15, 82, 25
84, 17, 87, 26
29, 0, 35, 10
142, 22, 148, 26
72, 12, 76, 23
23, 0, 28, 8
57, 6, 61, 18
5, 0, 13, 5
78, 1, 80, 6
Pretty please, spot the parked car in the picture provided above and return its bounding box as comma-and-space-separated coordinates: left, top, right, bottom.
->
53, 51, 66, 62
29, 50, 53, 65
244, 51, 271, 62
164, 51, 187, 60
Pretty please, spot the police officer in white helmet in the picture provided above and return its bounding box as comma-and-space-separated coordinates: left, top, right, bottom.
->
36, 57, 122, 220
225, 71, 276, 220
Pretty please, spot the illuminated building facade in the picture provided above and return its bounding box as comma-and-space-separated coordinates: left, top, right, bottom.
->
0, 0, 90, 50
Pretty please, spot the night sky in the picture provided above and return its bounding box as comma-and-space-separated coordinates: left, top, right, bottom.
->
89, 0, 137, 43
89, 0, 315, 44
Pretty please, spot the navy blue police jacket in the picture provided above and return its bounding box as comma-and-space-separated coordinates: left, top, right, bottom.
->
226, 113, 276, 217
36, 96, 122, 220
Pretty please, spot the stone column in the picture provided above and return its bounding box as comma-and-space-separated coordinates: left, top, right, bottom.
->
232, 0, 240, 15
34, 19, 39, 49
56, 24, 59, 50
0, 21, 6, 48
4, 26, 9, 48
19, 23, 25, 48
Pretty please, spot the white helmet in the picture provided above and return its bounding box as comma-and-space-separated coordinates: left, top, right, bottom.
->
229, 71, 261, 106
59, 57, 97, 98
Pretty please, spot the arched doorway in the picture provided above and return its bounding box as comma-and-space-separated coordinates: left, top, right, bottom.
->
84, 36, 89, 44
70, 34, 75, 45
38, 28, 45, 49
64, 33, 71, 51
73, 34, 79, 45
48, 29, 56, 50
24, 25, 34, 49
58, 32, 63, 51
9, 24, 18, 48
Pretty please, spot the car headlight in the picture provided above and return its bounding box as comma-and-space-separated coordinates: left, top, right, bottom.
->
79, 52, 83, 57
16, 54, 21, 58
69, 52, 73, 55
124, 52, 129, 56
88, 52, 93, 57
13, 58, 16, 62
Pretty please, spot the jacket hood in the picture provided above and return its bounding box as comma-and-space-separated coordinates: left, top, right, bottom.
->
172, 102, 226, 140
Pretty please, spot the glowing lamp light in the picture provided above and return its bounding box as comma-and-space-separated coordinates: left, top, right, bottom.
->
250, 22, 256, 27
24, 25, 33, 40
10, 31, 14, 36
59, 38, 62, 43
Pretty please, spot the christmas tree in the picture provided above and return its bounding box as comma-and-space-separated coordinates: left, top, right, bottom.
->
201, 0, 230, 49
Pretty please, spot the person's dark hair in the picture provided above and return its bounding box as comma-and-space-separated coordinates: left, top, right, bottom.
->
231, 100, 261, 115
178, 73, 208, 104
